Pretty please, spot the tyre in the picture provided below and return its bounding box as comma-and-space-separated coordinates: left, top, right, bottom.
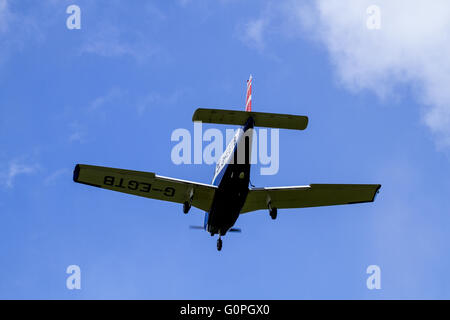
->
183, 201, 190, 214
270, 208, 277, 220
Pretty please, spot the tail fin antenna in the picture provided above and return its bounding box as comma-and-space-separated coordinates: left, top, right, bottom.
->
245, 74, 252, 112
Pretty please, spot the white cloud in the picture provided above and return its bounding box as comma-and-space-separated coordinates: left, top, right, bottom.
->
241, 18, 267, 50
244, 0, 450, 147
1, 160, 39, 188
290, 0, 450, 147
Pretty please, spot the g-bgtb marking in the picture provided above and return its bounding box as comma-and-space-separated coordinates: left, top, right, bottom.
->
103, 175, 175, 197
73, 75, 381, 252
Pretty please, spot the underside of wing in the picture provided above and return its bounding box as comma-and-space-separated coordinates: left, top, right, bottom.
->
73, 164, 216, 212
240, 184, 381, 214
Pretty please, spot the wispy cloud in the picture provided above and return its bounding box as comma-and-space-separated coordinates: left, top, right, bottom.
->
1, 1, 164, 65
44, 168, 69, 186
89, 87, 125, 112
68, 121, 87, 144
66, 85, 184, 141
0, 0, 11, 33
1, 160, 39, 188
80, 25, 158, 62
136, 89, 188, 116
78, 1, 166, 64
145, 2, 167, 21
66, 87, 127, 143
0, 1, 61, 65
244, 0, 450, 147
240, 18, 267, 50
177, 0, 191, 7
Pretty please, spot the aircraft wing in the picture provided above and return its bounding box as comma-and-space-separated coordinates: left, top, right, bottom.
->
240, 184, 381, 214
73, 164, 217, 212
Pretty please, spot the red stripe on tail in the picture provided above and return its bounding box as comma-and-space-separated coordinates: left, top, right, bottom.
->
245, 74, 252, 112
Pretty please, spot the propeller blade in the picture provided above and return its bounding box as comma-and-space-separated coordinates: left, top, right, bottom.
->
229, 228, 241, 233
189, 226, 205, 230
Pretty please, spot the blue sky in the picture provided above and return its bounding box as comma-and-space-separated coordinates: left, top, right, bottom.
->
1, 0, 450, 299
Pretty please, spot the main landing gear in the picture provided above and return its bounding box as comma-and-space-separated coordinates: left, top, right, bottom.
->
183, 201, 191, 214
183, 188, 194, 214
268, 201, 277, 220
270, 208, 277, 220
217, 237, 222, 251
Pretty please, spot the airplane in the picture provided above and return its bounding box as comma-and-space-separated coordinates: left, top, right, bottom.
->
73, 75, 381, 251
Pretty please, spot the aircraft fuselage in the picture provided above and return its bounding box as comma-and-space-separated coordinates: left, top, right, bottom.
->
205, 117, 254, 235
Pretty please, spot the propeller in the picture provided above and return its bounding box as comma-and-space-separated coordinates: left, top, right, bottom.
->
189, 226, 242, 233
189, 226, 205, 230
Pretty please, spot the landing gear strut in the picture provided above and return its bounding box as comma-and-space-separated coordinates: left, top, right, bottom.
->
183, 188, 194, 214
217, 237, 222, 251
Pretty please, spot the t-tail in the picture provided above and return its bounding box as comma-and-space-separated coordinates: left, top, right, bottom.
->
192, 75, 308, 130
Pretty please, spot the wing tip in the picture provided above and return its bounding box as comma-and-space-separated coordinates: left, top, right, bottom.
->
348, 184, 381, 204
303, 116, 309, 130
372, 184, 382, 202
192, 108, 199, 122
72, 164, 102, 188
73, 164, 80, 182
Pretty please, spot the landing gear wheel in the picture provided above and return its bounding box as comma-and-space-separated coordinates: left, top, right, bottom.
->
183, 201, 191, 214
217, 238, 222, 251
270, 207, 278, 220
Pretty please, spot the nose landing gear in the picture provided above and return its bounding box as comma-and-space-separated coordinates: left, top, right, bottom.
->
217, 237, 222, 251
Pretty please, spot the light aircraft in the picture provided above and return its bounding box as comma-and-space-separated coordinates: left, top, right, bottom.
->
73, 75, 381, 251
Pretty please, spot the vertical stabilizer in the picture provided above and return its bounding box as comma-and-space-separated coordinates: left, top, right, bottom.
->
245, 74, 252, 112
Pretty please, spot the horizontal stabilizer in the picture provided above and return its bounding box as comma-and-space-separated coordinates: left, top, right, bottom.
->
192, 108, 308, 130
